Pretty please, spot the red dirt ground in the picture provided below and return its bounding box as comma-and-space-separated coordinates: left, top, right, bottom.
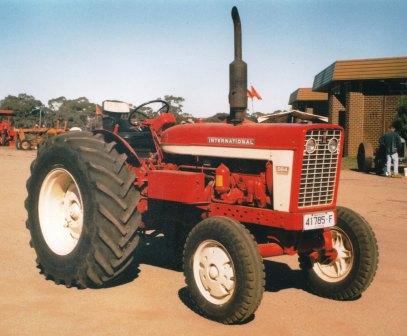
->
0, 147, 406, 336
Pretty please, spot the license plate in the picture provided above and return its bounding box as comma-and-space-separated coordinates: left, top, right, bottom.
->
303, 211, 335, 230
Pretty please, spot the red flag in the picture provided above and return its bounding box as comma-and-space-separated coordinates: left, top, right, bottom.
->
250, 85, 262, 100
247, 89, 254, 98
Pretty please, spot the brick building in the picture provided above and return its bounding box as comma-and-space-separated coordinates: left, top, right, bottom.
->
288, 88, 328, 116
312, 57, 407, 156
311, 56, 407, 156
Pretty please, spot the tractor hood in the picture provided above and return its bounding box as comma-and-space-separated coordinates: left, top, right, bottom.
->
161, 122, 341, 152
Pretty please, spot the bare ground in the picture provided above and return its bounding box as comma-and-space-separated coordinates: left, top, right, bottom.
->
0, 147, 406, 336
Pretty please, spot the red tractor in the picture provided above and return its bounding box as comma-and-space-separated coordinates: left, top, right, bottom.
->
26, 7, 378, 324
0, 109, 16, 147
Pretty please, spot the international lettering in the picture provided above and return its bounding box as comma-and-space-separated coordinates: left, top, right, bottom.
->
207, 137, 255, 146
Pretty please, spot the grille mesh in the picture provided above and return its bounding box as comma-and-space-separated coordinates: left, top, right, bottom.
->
299, 129, 341, 208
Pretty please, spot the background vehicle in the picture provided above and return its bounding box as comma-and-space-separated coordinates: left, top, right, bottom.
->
0, 109, 16, 147
25, 7, 378, 324
357, 139, 406, 174
257, 110, 328, 124
16, 121, 67, 150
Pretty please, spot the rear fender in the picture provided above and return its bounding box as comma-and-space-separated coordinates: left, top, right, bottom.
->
93, 129, 142, 167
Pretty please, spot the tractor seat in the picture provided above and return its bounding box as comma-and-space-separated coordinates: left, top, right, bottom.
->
102, 116, 156, 158
118, 130, 156, 158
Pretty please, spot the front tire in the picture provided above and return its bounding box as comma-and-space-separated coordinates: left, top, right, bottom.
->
26, 132, 141, 288
300, 206, 379, 300
183, 217, 265, 324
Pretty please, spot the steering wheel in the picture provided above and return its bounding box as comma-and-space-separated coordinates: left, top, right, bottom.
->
128, 99, 170, 126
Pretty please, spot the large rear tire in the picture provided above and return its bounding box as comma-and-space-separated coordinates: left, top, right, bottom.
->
299, 206, 379, 300
183, 217, 265, 324
26, 132, 141, 288
357, 142, 374, 172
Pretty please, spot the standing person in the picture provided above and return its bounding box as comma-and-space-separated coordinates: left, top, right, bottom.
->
380, 124, 402, 177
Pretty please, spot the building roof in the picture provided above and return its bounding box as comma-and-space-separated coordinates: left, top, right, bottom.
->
313, 56, 407, 91
288, 88, 328, 105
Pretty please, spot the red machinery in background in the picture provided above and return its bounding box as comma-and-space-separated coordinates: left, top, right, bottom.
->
0, 109, 16, 147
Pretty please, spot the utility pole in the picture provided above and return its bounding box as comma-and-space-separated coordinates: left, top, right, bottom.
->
32, 107, 43, 127
39, 107, 42, 127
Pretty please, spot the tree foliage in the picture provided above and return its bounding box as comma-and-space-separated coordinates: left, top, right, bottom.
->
128, 95, 192, 124
161, 95, 193, 123
0, 93, 193, 128
48, 96, 96, 128
204, 111, 265, 123
394, 95, 407, 140
0, 94, 97, 129
204, 112, 229, 123
0, 94, 44, 127
0, 92, 270, 128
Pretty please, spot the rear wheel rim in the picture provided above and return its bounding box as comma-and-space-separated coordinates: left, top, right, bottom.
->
21, 141, 30, 150
38, 168, 84, 255
192, 240, 236, 305
313, 227, 354, 283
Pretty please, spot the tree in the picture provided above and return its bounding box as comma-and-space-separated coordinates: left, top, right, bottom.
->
161, 95, 194, 123
1, 93, 194, 129
0, 94, 45, 127
132, 95, 190, 123
204, 111, 265, 123
48, 96, 67, 112
47, 97, 96, 129
394, 95, 407, 140
204, 112, 229, 123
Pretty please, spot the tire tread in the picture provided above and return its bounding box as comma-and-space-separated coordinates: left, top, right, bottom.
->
25, 132, 141, 288
299, 206, 379, 300
183, 216, 265, 324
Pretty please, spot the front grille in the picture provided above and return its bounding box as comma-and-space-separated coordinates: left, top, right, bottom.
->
298, 129, 341, 208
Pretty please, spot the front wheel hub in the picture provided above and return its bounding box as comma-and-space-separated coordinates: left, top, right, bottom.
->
313, 227, 354, 282
193, 240, 235, 305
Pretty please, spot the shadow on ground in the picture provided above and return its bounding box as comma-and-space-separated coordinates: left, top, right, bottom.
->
105, 235, 179, 288
92, 233, 313, 323
177, 259, 306, 324
133, 235, 307, 293
136, 235, 182, 271
110, 233, 310, 291
263, 260, 306, 292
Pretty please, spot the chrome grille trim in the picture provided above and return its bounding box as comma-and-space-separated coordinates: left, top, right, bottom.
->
299, 129, 341, 207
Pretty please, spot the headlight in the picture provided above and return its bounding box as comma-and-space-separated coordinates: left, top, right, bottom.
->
305, 138, 317, 154
328, 138, 338, 153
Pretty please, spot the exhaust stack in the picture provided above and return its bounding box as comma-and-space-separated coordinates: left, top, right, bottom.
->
228, 6, 247, 123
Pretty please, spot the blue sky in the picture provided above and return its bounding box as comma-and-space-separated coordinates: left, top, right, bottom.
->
0, 0, 406, 117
